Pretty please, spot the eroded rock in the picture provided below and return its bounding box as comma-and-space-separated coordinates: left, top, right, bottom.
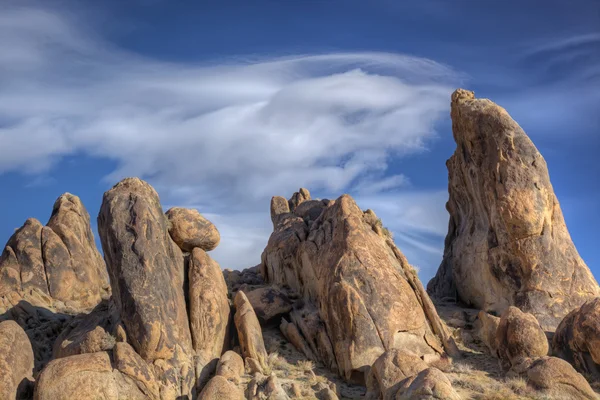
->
396, 367, 461, 400
234, 291, 268, 372
199, 375, 244, 400
366, 349, 428, 400
243, 286, 292, 325
526, 356, 597, 400
166, 207, 220, 252
0, 320, 34, 400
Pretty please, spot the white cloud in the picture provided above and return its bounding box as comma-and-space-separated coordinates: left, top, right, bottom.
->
0, 5, 458, 276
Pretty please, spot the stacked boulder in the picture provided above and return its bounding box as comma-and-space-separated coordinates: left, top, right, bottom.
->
427, 89, 600, 330
260, 188, 459, 385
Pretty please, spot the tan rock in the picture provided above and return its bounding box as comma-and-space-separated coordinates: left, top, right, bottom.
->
288, 188, 311, 212
280, 317, 316, 361
97, 177, 194, 397
0, 193, 109, 311
0, 320, 34, 400
243, 286, 292, 325
427, 89, 600, 330
246, 374, 289, 400
34, 352, 147, 400
476, 311, 500, 355
113, 342, 160, 399
261, 192, 456, 382
234, 290, 268, 371
552, 297, 600, 377
198, 375, 244, 400
270, 196, 291, 227
366, 349, 428, 400
165, 207, 220, 252
496, 306, 548, 370
396, 367, 461, 400
216, 350, 245, 384
526, 356, 597, 400
188, 248, 230, 365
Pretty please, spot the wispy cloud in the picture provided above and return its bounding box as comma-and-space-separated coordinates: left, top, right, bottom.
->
0, 4, 459, 273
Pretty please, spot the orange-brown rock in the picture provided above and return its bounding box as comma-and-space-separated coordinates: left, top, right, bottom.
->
366, 349, 428, 400
216, 351, 245, 384
475, 311, 500, 355
233, 291, 268, 372
261, 189, 457, 383
0, 193, 110, 311
0, 320, 34, 400
552, 297, 600, 377
97, 177, 194, 397
526, 356, 597, 400
396, 367, 461, 400
243, 286, 292, 325
427, 89, 599, 330
166, 207, 220, 252
496, 306, 548, 370
199, 375, 244, 400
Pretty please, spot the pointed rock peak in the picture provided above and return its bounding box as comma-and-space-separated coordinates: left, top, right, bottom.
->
288, 188, 311, 212
428, 89, 599, 330
106, 177, 159, 199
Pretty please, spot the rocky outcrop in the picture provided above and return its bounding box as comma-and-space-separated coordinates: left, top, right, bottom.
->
199, 375, 244, 400
396, 368, 461, 400
552, 297, 600, 377
260, 189, 458, 383
215, 351, 244, 384
242, 286, 292, 325
496, 306, 548, 371
0, 320, 34, 400
475, 311, 500, 355
233, 291, 268, 372
526, 356, 597, 400
98, 177, 195, 397
365, 349, 428, 400
0, 193, 110, 311
427, 89, 600, 330
166, 207, 220, 252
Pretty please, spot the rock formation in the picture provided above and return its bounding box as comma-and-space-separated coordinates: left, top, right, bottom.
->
0, 193, 110, 312
396, 367, 461, 400
260, 188, 458, 383
166, 207, 220, 253
553, 297, 600, 377
233, 290, 268, 372
427, 89, 599, 330
0, 320, 34, 399
526, 356, 598, 400
98, 177, 195, 397
365, 349, 428, 400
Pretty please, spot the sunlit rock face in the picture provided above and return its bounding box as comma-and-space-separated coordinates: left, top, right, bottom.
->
427, 89, 599, 330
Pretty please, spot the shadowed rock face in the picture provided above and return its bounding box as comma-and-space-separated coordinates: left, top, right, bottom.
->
0, 193, 110, 311
0, 320, 34, 400
427, 89, 599, 330
552, 297, 600, 378
261, 189, 457, 383
97, 177, 195, 397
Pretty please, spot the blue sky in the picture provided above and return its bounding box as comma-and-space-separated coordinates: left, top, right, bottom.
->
0, 0, 598, 283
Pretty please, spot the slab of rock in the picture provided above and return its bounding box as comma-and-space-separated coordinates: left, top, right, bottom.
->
261, 190, 457, 382
427, 89, 600, 330
216, 351, 244, 384
34, 352, 148, 400
526, 356, 597, 400
166, 207, 220, 252
552, 297, 600, 377
199, 375, 244, 400
188, 248, 230, 359
97, 177, 194, 397
0, 193, 110, 311
396, 368, 461, 400
113, 342, 161, 400
475, 311, 500, 355
233, 291, 268, 371
246, 374, 289, 400
243, 286, 292, 325
0, 320, 34, 400
366, 349, 428, 400
280, 317, 316, 361
496, 306, 548, 370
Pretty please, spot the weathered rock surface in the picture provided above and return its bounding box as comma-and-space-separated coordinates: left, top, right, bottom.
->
166, 207, 220, 252
34, 352, 150, 400
199, 375, 244, 400
243, 286, 292, 325
97, 177, 195, 397
215, 350, 244, 384
0, 320, 34, 400
365, 349, 428, 400
261, 189, 457, 383
496, 306, 548, 370
526, 356, 597, 400
0, 193, 110, 311
396, 367, 461, 400
188, 248, 230, 362
233, 290, 268, 371
475, 311, 500, 355
553, 297, 600, 377
280, 317, 316, 361
246, 373, 289, 400
427, 89, 600, 330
